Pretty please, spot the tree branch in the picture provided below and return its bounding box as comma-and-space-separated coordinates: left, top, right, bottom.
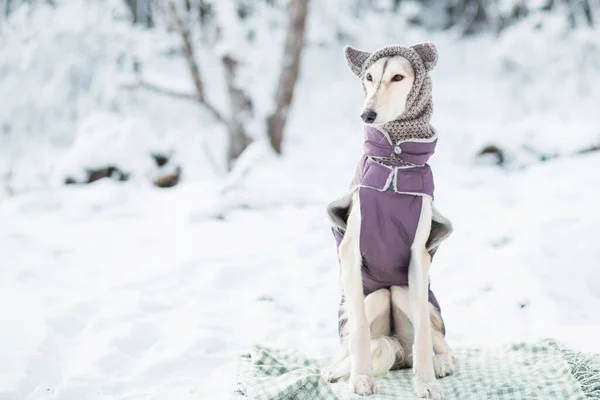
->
166, 0, 225, 124
123, 79, 198, 101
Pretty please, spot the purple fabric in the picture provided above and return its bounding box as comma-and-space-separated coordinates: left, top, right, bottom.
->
352, 156, 435, 196
352, 127, 436, 197
333, 126, 442, 312
363, 126, 437, 165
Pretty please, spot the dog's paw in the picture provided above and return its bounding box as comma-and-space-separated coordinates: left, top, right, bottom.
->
413, 376, 445, 399
349, 374, 377, 396
320, 367, 335, 383
433, 352, 456, 378
320, 358, 350, 383
321, 365, 343, 383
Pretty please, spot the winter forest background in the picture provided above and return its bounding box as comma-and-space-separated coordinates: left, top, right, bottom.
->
1, 0, 600, 399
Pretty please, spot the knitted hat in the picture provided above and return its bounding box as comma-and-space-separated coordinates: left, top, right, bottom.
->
344, 43, 438, 142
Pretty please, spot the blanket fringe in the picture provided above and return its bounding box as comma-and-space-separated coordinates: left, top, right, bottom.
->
552, 340, 600, 399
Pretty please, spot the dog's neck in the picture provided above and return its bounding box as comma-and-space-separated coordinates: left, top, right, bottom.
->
362, 124, 436, 167
379, 105, 434, 144
375, 91, 434, 145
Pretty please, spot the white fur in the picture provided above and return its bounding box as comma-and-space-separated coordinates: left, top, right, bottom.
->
321, 288, 401, 384
362, 56, 415, 124
408, 198, 445, 399
338, 191, 377, 394
389, 285, 456, 380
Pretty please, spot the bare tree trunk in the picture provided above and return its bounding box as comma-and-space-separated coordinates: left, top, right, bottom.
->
167, 1, 206, 103
4, 0, 11, 19
167, 0, 252, 171
222, 55, 253, 170
213, 0, 254, 170
124, 0, 153, 27
166, 1, 224, 123
198, 0, 212, 26
266, 0, 310, 154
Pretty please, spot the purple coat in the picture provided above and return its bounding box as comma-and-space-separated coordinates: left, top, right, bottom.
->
330, 126, 448, 314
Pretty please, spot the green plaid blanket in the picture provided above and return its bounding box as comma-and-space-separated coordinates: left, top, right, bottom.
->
236, 339, 600, 400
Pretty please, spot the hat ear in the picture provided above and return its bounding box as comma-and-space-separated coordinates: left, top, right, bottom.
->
344, 45, 371, 77
411, 42, 438, 72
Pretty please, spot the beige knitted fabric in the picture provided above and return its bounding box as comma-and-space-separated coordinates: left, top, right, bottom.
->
344, 43, 438, 143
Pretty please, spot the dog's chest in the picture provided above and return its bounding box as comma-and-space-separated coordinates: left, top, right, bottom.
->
352, 126, 437, 291
358, 187, 422, 278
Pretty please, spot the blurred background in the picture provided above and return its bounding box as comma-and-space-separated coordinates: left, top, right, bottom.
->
1, 0, 600, 399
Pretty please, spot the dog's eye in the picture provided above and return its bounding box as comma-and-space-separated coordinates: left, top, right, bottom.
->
392, 74, 404, 82
365, 73, 372, 82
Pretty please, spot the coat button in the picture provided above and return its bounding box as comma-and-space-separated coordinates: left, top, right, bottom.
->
394, 145, 402, 154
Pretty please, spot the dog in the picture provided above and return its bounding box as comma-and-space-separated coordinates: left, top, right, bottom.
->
321, 43, 455, 399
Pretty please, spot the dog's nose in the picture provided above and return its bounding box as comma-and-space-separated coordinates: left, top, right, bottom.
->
361, 110, 377, 124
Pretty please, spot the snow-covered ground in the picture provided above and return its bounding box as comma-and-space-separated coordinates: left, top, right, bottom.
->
2, 2, 600, 399
3, 132, 600, 400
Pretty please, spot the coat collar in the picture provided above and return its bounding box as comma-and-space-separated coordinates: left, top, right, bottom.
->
363, 126, 437, 166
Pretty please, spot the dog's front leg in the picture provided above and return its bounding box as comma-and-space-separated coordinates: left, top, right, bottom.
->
409, 198, 444, 399
339, 191, 376, 395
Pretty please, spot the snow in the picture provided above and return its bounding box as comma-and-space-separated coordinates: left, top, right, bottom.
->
54, 112, 172, 185
2, 1, 600, 399
3, 145, 600, 399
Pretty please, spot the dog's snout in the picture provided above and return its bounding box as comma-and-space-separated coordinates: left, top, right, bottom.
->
361, 110, 377, 124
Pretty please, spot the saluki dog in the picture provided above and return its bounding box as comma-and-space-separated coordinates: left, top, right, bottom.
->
321, 43, 455, 399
